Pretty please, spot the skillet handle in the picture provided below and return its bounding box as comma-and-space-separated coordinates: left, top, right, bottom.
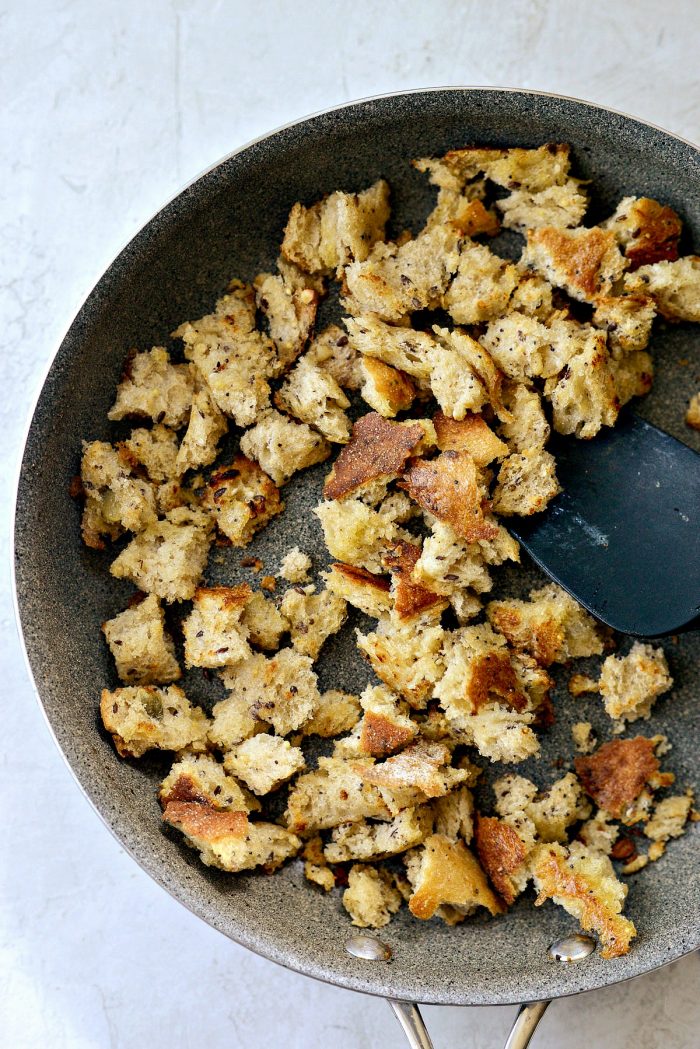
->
387, 998, 550, 1049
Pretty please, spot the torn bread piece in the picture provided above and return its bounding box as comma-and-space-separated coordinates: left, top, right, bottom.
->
425, 190, 499, 237
315, 497, 413, 574
305, 324, 363, 390
100, 685, 209, 758
285, 757, 390, 833
406, 834, 504, 921
591, 294, 656, 355
521, 226, 627, 303
102, 593, 181, 685
301, 689, 362, 738
426, 326, 504, 419
411, 518, 517, 599
543, 338, 619, 438
359, 356, 417, 417
531, 841, 636, 958
122, 425, 180, 484
432, 786, 475, 843
644, 790, 694, 858
509, 273, 555, 320
162, 802, 301, 872
182, 585, 252, 669
625, 255, 700, 322
572, 722, 597, 755
492, 448, 561, 516
414, 144, 572, 195
174, 282, 276, 426
223, 734, 305, 795
281, 179, 390, 276
433, 410, 508, 466
400, 451, 498, 542
598, 642, 672, 723
578, 810, 620, 856
108, 347, 194, 428
175, 380, 228, 474
324, 563, 393, 619
342, 865, 403, 928
280, 586, 347, 659
219, 648, 320, 737
356, 609, 446, 708
303, 835, 335, 892
239, 408, 331, 486
601, 196, 682, 270
382, 540, 448, 621
443, 242, 519, 324
279, 547, 312, 583
355, 741, 470, 801
254, 258, 322, 371
203, 456, 283, 547
240, 592, 289, 651
447, 704, 540, 764
344, 314, 434, 388
475, 815, 530, 905
208, 694, 266, 750
275, 355, 351, 443
498, 383, 551, 454
159, 752, 258, 814
609, 350, 654, 408
323, 412, 433, 501
574, 737, 672, 821
497, 180, 588, 231
486, 582, 604, 666
351, 683, 418, 759
435, 624, 531, 720
79, 445, 156, 551
326, 807, 431, 863
110, 507, 214, 602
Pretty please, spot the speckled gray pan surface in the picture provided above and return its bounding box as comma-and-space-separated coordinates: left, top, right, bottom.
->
14, 89, 700, 1007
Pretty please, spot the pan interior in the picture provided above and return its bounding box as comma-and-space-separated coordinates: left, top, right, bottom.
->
14, 88, 700, 1006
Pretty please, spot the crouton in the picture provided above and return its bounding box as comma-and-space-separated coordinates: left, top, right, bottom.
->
240, 591, 289, 650
122, 425, 180, 483
344, 315, 434, 386
343, 224, 463, 321
202, 456, 283, 547
521, 227, 627, 303
342, 865, 403, 928
610, 350, 654, 406
475, 815, 530, 905
414, 144, 572, 194
326, 807, 431, 863
323, 412, 432, 501
448, 705, 540, 764
625, 256, 700, 322
286, 757, 390, 832
574, 737, 663, 819
410, 520, 495, 599
400, 451, 498, 542
108, 347, 194, 428
281, 179, 390, 276
305, 324, 363, 390
443, 242, 519, 324
591, 294, 656, 355
598, 642, 673, 722
425, 190, 499, 237
572, 722, 597, 755
159, 752, 257, 813
218, 648, 320, 737
480, 311, 582, 384
175, 381, 228, 474
239, 409, 331, 486
492, 448, 561, 516
354, 684, 418, 758
645, 791, 694, 845
102, 593, 181, 685
279, 547, 312, 584
487, 583, 604, 666
303, 836, 336, 892
208, 694, 266, 750
182, 585, 252, 669
497, 181, 588, 231
100, 684, 209, 758
509, 274, 555, 320
174, 284, 276, 426
356, 741, 468, 800
223, 734, 305, 795
314, 497, 412, 574
544, 340, 619, 438
80, 440, 157, 547
275, 356, 351, 443
280, 586, 347, 659
526, 773, 592, 842
433, 410, 508, 465
356, 610, 446, 708
254, 259, 321, 371
162, 801, 301, 872
110, 506, 214, 602
432, 786, 475, 843
685, 392, 700, 430
301, 689, 362, 738
382, 540, 447, 620
359, 356, 417, 417
426, 327, 504, 419
435, 625, 528, 721
578, 810, 619, 855
531, 841, 636, 958
498, 384, 550, 454
407, 834, 504, 920
449, 590, 483, 624
324, 563, 393, 618
601, 196, 682, 269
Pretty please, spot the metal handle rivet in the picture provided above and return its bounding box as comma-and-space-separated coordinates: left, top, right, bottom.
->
346, 934, 392, 961
548, 933, 596, 962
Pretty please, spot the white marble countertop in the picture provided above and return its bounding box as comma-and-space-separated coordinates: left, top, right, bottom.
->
2, 2, 700, 1046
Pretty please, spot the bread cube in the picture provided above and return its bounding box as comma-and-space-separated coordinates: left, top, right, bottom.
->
359, 356, 417, 417
159, 752, 258, 813
601, 196, 681, 269
279, 547, 312, 583
182, 585, 252, 669
342, 865, 403, 928
108, 346, 194, 428
625, 255, 700, 321
254, 258, 321, 371
285, 757, 390, 832
406, 834, 503, 920
275, 355, 351, 442
305, 323, 363, 390
102, 593, 181, 685
414, 144, 572, 194
326, 807, 431, 863
301, 690, 362, 738
356, 610, 446, 708
110, 506, 214, 602
280, 586, 347, 659
202, 456, 283, 546
123, 425, 181, 483
521, 226, 627, 303
162, 801, 301, 872
598, 642, 672, 722
80, 440, 157, 548
176, 380, 228, 474
497, 180, 588, 231
487, 582, 604, 666
591, 294, 656, 355
492, 449, 561, 516
218, 648, 319, 736
223, 734, 305, 795
240, 591, 289, 650
100, 684, 209, 758
239, 409, 330, 486
443, 242, 519, 324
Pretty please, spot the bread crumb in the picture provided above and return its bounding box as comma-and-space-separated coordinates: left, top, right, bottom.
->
572, 722, 597, 755
279, 548, 312, 583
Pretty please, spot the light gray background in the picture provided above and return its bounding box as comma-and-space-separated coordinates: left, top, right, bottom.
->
2, 2, 699, 1047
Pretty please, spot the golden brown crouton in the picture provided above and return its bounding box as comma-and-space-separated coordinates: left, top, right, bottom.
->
278, 547, 312, 584
182, 585, 252, 669
240, 591, 289, 650
100, 684, 209, 758
686, 392, 700, 430
509, 274, 555, 320
411, 519, 515, 599
203, 456, 284, 547
301, 690, 362, 738
324, 562, 393, 619
102, 593, 181, 685
598, 642, 673, 722
578, 810, 619, 855
427, 326, 505, 419
218, 648, 320, 737
281, 180, 390, 276
280, 586, 347, 659
645, 791, 694, 845
285, 757, 390, 833
355, 684, 418, 758
382, 540, 448, 621
497, 181, 588, 231
326, 807, 431, 864
432, 785, 476, 842
487, 583, 604, 666
110, 507, 214, 602
356, 741, 468, 800
359, 356, 417, 417
492, 449, 561, 516
433, 410, 508, 465
443, 242, 519, 324
400, 451, 498, 542
342, 865, 403, 928
435, 624, 529, 719
323, 412, 430, 501
414, 144, 572, 194
591, 294, 656, 355
108, 347, 194, 428
239, 409, 331, 486
425, 190, 500, 237
208, 694, 266, 750
447, 704, 540, 764
122, 425, 180, 483
625, 255, 700, 321
159, 752, 258, 813
609, 350, 654, 407
254, 258, 321, 371
407, 834, 504, 920
356, 609, 446, 708
275, 356, 351, 443
498, 383, 551, 453
475, 815, 529, 905
531, 841, 636, 958
305, 324, 363, 390
544, 341, 619, 438
175, 381, 228, 474
521, 226, 627, 303
303, 835, 335, 892
223, 734, 305, 795
344, 314, 434, 387
315, 496, 413, 574
574, 738, 662, 819
80, 440, 158, 547
601, 196, 682, 270
162, 801, 301, 872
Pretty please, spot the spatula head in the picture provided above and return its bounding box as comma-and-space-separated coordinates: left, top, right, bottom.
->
508, 413, 700, 637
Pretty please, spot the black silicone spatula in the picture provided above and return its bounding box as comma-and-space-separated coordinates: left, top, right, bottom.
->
507, 413, 700, 637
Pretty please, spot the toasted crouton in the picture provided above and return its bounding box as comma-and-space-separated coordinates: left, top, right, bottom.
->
509, 273, 555, 320
414, 144, 572, 194
108, 347, 194, 428
410, 520, 498, 599
100, 684, 209, 758
686, 392, 700, 430
443, 242, 519, 324
435, 624, 529, 719
433, 410, 508, 465
303, 835, 335, 892
218, 648, 319, 737
182, 585, 252, 669
223, 734, 305, 795
591, 294, 656, 355
110, 506, 214, 602
122, 425, 181, 483
359, 356, 417, 417
314, 497, 412, 574
645, 791, 694, 846
208, 694, 266, 750
521, 226, 627, 303
239, 409, 331, 486
174, 283, 276, 426
426, 327, 504, 419
407, 834, 504, 920
342, 865, 403, 928
475, 815, 530, 905
301, 690, 362, 738
487, 583, 604, 666
497, 181, 588, 231
531, 841, 636, 958
609, 350, 654, 406
448, 704, 540, 763
601, 196, 682, 269
432, 786, 475, 843
102, 593, 181, 685
578, 810, 619, 855
323, 412, 432, 501
324, 563, 393, 618
625, 255, 700, 321
382, 540, 447, 621
498, 383, 551, 453
326, 807, 431, 864
400, 451, 498, 542
305, 324, 363, 390
356, 610, 446, 708
356, 741, 468, 800
286, 757, 390, 832
275, 356, 351, 443
240, 591, 289, 651
159, 752, 258, 813
175, 381, 228, 474
598, 642, 673, 722
574, 737, 664, 819
79, 440, 157, 548
281, 180, 390, 276
354, 684, 418, 758
480, 311, 598, 383
280, 587, 347, 659
344, 315, 434, 387
492, 448, 561, 516
525, 773, 592, 842
543, 340, 619, 438
254, 259, 321, 371
162, 801, 301, 872
203, 456, 283, 547
425, 190, 499, 237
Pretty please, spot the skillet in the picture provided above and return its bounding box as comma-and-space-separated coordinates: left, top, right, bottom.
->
12, 88, 700, 1047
